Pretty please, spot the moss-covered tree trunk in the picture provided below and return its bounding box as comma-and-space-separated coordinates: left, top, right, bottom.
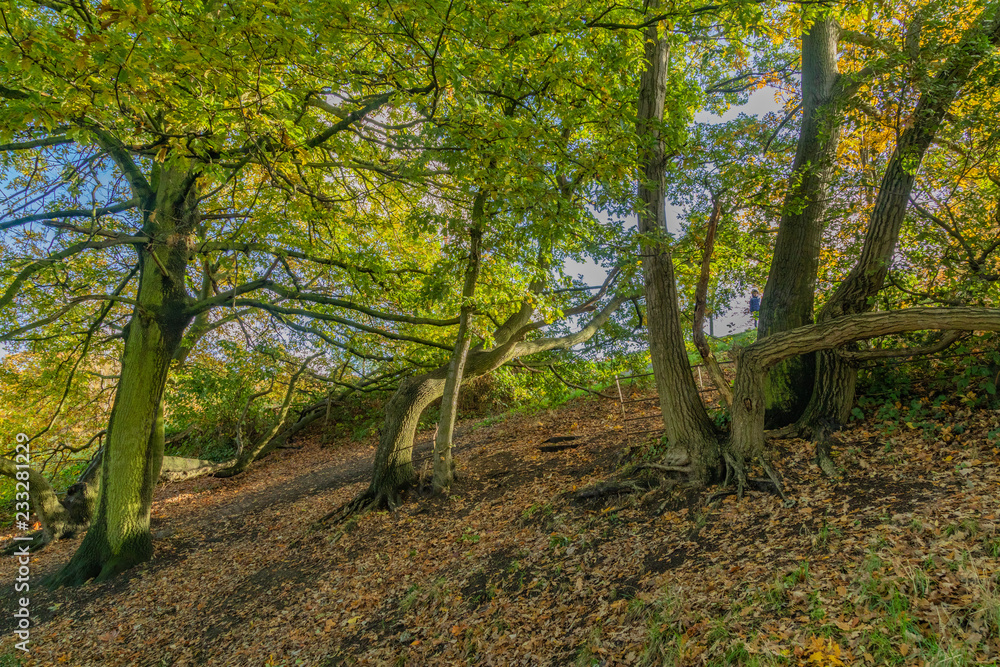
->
758, 16, 842, 426
636, 10, 720, 483
48, 163, 196, 586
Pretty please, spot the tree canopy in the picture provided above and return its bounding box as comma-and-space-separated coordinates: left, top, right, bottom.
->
2, 0, 999, 585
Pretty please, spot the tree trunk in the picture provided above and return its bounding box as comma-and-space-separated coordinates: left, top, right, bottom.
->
433, 211, 483, 493
636, 11, 720, 483
692, 197, 733, 409
48, 164, 196, 586
758, 16, 842, 426
798, 6, 1000, 432
372, 373, 448, 505
350, 295, 628, 513
732, 308, 1000, 468
0, 458, 75, 546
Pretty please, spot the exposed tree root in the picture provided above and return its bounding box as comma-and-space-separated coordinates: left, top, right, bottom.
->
813, 423, 841, 479
633, 462, 694, 474
765, 423, 803, 440
815, 438, 838, 478
721, 451, 793, 506
292, 486, 406, 549
1, 530, 49, 555
569, 481, 644, 501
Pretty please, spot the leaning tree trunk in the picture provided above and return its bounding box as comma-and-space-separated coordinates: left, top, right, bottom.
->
48, 164, 196, 587
1, 446, 102, 554
433, 213, 483, 493
758, 16, 843, 426
329, 294, 629, 520
798, 6, 1000, 434
636, 9, 720, 483
1, 459, 76, 548
372, 373, 449, 506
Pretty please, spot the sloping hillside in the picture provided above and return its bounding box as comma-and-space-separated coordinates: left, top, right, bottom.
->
1, 392, 998, 666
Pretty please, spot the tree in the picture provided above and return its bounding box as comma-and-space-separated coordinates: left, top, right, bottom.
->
757, 14, 845, 425
796, 2, 1000, 434
633, 2, 767, 483
731, 307, 1000, 489
0, 0, 440, 584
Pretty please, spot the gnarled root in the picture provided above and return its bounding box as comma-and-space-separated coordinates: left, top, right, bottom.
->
1, 530, 50, 556
569, 481, 644, 501
720, 450, 793, 505
293, 485, 406, 549
812, 421, 841, 479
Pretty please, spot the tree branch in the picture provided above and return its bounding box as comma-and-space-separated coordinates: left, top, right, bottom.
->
0, 199, 140, 232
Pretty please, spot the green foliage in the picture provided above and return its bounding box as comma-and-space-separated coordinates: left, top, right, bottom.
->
855, 333, 1000, 434
0, 652, 24, 667
165, 344, 289, 460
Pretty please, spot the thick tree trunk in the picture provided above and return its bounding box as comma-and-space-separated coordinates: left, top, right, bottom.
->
637, 11, 720, 483
433, 215, 482, 493
758, 17, 842, 425
798, 7, 1000, 432
47, 336, 173, 585
371, 374, 447, 504
48, 164, 196, 586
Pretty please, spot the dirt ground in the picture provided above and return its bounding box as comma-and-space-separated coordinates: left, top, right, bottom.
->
1, 389, 998, 666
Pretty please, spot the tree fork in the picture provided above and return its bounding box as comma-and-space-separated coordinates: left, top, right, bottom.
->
798, 5, 1000, 432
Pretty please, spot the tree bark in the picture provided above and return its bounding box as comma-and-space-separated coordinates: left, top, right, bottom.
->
433, 206, 483, 493
692, 196, 733, 409
48, 163, 197, 587
732, 308, 1000, 469
758, 16, 842, 425
798, 6, 1000, 433
636, 11, 720, 483
0, 458, 76, 546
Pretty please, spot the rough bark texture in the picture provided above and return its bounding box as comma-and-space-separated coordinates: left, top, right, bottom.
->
798, 6, 1000, 433
433, 213, 483, 493
758, 17, 842, 425
160, 456, 235, 482
732, 308, 1000, 470
48, 163, 197, 587
692, 197, 733, 409
374, 373, 449, 505
0, 458, 76, 546
637, 15, 720, 482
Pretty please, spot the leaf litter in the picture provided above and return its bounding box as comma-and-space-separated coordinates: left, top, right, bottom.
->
0, 392, 998, 666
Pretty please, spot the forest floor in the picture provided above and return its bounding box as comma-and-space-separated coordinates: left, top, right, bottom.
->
1, 386, 999, 666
